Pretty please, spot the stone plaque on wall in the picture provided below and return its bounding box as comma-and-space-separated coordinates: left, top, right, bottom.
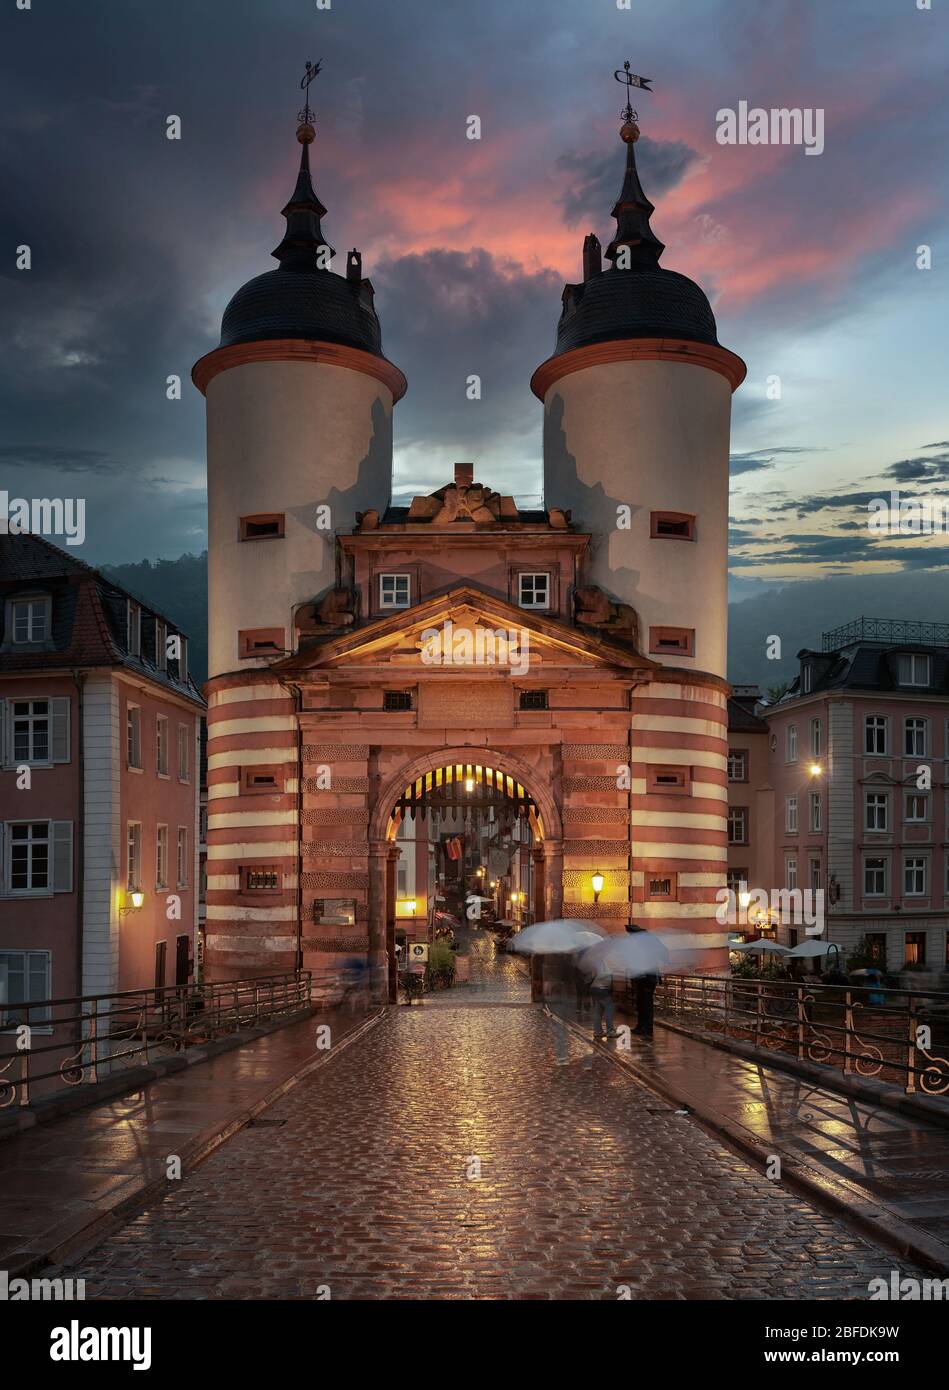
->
418, 681, 513, 728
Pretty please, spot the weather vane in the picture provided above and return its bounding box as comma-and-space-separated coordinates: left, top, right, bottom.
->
614, 59, 652, 125
298, 59, 323, 126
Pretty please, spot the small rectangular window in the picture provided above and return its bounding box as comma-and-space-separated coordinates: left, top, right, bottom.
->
866, 792, 888, 832
518, 573, 550, 609
864, 857, 887, 895
0, 950, 51, 1025
865, 715, 888, 755
155, 620, 167, 672
157, 715, 169, 776
238, 628, 285, 659
786, 796, 798, 833
239, 513, 285, 541
809, 791, 822, 832
904, 858, 926, 896
519, 690, 548, 711
727, 807, 748, 845
646, 874, 677, 900
177, 724, 190, 783
905, 930, 927, 965
727, 750, 747, 782
127, 705, 142, 769
648, 626, 695, 657
650, 511, 696, 541
6, 821, 51, 892
127, 821, 142, 890
786, 725, 798, 763
156, 825, 168, 889
379, 574, 411, 609
127, 601, 141, 658
241, 865, 281, 891
176, 827, 189, 888
11, 596, 51, 644
383, 691, 413, 711
786, 857, 798, 891
241, 764, 283, 794
898, 653, 931, 687
810, 718, 822, 757
905, 793, 929, 823
647, 765, 689, 793
904, 718, 927, 757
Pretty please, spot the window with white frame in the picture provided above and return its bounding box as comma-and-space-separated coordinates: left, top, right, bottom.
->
155, 620, 166, 672
809, 857, 821, 892
810, 718, 822, 757
10, 596, 51, 644
177, 724, 190, 782
156, 825, 168, 890
127, 601, 142, 657
865, 792, 888, 832
904, 717, 927, 758
727, 750, 747, 781
127, 822, 142, 891
802, 665, 812, 694
378, 574, 410, 609
11, 700, 48, 763
7, 821, 49, 891
865, 715, 888, 755
786, 725, 798, 762
5, 697, 70, 767
0, 821, 72, 896
176, 827, 188, 888
727, 807, 747, 844
518, 573, 550, 609
156, 715, 169, 777
786, 857, 798, 891
898, 653, 931, 687
904, 856, 926, 896
809, 791, 822, 832
127, 705, 142, 768
786, 796, 798, 833
905, 792, 929, 823
864, 856, 887, 895
176, 636, 188, 683
0, 950, 51, 1025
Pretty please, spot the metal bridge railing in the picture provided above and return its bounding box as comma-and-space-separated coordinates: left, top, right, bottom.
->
651, 974, 949, 1097
0, 971, 312, 1109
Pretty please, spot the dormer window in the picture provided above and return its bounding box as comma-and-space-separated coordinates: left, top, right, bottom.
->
379, 574, 410, 609
127, 601, 141, 657
802, 665, 812, 694
11, 595, 51, 644
155, 620, 166, 672
518, 573, 550, 609
898, 653, 931, 687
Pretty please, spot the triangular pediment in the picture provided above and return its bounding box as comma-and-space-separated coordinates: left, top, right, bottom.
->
274, 585, 657, 676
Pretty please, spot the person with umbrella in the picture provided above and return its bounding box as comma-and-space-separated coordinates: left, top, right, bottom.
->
625, 923, 669, 1038
578, 924, 670, 1042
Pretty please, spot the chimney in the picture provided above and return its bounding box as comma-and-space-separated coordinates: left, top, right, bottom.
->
454, 462, 474, 487
582, 233, 602, 280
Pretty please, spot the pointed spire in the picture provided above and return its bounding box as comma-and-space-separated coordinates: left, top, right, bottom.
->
271, 123, 336, 271
604, 121, 665, 269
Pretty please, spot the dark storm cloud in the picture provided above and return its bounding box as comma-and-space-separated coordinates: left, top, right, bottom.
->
882, 453, 949, 483
556, 136, 701, 227
730, 446, 817, 477
375, 247, 559, 495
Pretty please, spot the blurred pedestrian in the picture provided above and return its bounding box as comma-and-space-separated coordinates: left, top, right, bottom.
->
589, 963, 617, 1040
625, 923, 664, 1039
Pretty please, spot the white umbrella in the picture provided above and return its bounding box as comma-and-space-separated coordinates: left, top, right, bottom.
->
578, 931, 671, 979
732, 939, 791, 955
509, 920, 605, 955
786, 939, 841, 959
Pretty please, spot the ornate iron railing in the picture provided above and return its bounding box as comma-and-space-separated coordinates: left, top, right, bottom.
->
822, 617, 949, 651
0, 972, 311, 1109
652, 975, 949, 1097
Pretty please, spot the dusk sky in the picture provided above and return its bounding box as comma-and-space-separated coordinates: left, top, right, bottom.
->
2, 0, 947, 595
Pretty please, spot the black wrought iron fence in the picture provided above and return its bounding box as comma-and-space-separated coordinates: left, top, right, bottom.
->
0, 972, 312, 1109
652, 974, 949, 1097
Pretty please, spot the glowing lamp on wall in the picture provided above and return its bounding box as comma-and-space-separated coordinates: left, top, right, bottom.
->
120, 889, 145, 916
809, 763, 822, 777
591, 871, 605, 905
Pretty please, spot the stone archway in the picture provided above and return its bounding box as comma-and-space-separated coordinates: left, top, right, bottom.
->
368, 746, 563, 1001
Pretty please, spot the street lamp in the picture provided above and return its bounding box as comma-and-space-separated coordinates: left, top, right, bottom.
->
809, 763, 822, 777
120, 889, 144, 916
591, 871, 604, 904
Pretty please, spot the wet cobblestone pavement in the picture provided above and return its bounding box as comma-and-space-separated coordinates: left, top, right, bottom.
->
63, 999, 925, 1300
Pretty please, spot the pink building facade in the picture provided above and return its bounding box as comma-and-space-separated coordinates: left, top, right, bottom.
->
0, 535, 205, 1024
729, 622, 949, 982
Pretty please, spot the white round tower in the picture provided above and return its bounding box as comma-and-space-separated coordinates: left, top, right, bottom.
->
531, 118, 744, 681
193, 120, 406, 680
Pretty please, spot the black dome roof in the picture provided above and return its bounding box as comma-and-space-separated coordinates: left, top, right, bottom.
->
554, 267, 719, 357
220, 268, 384, 357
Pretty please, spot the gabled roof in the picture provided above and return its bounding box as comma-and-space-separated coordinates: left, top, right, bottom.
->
0, 533, 205, 706
274, 584, 658, 677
